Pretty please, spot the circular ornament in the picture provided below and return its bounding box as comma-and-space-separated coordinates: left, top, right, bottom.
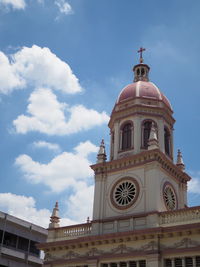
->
110, 177, 139, 210
163, 183, 177, 211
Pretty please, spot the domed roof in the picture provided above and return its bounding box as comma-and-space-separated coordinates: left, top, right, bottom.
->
117, 81, 172, 110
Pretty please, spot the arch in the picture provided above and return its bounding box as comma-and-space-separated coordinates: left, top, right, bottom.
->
164, 126, 171, 156
121, 121, 133, 150
141, 119, 157, 149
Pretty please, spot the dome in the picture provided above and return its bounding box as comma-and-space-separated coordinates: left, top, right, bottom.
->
117, 81, 172, 110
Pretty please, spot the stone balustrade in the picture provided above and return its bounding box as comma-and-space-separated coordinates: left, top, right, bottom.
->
47, 206, 200, 242
159, 206, 200, 226
47, 223, 92, 242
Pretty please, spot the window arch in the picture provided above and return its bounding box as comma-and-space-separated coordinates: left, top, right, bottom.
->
164, 127, 171, 156
142, 120, 157, 149
121, 122, 132, 150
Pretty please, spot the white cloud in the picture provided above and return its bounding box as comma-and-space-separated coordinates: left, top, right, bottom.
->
0, 193, 78, 227
0, 193, 50, 227
13, 88, 109, 135
55, 0, 73, 15
66, 182, 94, 222
0, 45, 82, 94
0, 52, 24, 94
0, 0, 26, 9
33, 141, 61, 152
15, 140, 98, 193
188, 176, 200, 194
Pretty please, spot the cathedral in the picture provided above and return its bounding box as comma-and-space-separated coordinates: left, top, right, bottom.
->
38, 48, 200, 267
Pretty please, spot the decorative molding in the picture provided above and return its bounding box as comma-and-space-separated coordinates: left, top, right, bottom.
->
140, 241, 158, 251
170, 238, 199, 249
62, 250, 80, 259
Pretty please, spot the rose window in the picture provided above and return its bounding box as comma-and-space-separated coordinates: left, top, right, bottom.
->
111, 178, 139, 209
163, 184, 177, 210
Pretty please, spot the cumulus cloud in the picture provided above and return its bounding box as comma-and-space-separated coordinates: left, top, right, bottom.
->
0, 193, 78, 227
0, 52, 24, 94
15, 140, 98, 193
0, 45, 82, 94
0, 0, 26, 9
66, 183, 94, 222
13, 88, 109, 135
0, 193, 50, 227
33, 141, 61, 152
188, 175, 200, 194
55, 0, 73, 15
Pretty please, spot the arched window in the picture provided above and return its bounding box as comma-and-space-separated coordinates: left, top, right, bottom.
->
121, 123, 132, 150
143, 121, 152, 149
164, 127, 171, 156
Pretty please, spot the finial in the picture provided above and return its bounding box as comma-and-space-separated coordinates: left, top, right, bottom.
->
176, 149, 185, 171
148, 123, 159, 150
137, 47, 146, 63
97, 139, 107, 163
87, 217, 90, 223
49, 201, 60, 229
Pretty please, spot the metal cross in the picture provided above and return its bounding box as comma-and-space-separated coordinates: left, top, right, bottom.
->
137, 47, 146, 63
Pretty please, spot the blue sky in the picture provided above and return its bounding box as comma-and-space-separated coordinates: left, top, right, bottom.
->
0, 0, 200, 227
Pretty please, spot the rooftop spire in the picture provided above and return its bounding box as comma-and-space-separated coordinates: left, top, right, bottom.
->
176, 149, 185, 171
97, 139, 107, 163
137, 47, 146, 63
49, 201, 60, 229
133, 47, 150, 82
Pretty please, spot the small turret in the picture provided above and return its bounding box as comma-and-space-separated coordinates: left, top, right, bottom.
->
148, 123, 159, 150
97, 139, 107, 163
49, 201, 60, 229
176, 149, 185, 171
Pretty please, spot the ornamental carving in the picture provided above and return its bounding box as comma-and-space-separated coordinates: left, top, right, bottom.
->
171, 238, 199, 249
140, 241, 158, 251
63, 250, 80, 259
86, 247, 104, 256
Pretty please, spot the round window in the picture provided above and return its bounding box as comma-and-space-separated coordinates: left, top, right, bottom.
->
110, 178, 139, 210
163, 183, 177, 210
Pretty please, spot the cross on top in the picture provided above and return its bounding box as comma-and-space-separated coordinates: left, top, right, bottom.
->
137, 47, 146, 63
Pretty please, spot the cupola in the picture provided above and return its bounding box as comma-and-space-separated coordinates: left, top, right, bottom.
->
108, 48, 175, 161
133, 47, 150, 82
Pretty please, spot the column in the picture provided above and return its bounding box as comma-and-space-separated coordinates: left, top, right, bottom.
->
182, 257, 185, 267
113, 122, 119, 159
146, 253, 160, 267
192, 256, 195, 266
133, 117, 141, 154
0, 213, 7, 253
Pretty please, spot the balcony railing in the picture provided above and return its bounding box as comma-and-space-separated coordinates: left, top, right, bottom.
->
47, 223, 92, 242
47, 206, 200, 242
159, 206, 200, 226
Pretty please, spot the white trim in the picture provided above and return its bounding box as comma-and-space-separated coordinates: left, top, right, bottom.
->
150, 82, 162, 100
136, 81, 141, 97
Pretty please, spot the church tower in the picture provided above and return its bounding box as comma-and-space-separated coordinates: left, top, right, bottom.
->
39, 49, 200, 267
91, 48, 190, 234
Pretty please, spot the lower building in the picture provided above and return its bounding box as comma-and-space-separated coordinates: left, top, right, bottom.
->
0, 211, 47, 267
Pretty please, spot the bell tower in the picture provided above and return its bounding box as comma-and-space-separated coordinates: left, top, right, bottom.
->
91, 49, 190, 235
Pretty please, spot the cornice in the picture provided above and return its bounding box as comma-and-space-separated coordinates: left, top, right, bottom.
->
108, 99, 175, 129
90, 149, 191, 183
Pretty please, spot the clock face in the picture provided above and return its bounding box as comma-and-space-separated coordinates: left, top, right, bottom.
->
110, 177, 139, 210
163, 183, 177, 211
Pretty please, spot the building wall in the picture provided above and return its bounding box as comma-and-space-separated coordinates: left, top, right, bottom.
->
0, 211, 47, 267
